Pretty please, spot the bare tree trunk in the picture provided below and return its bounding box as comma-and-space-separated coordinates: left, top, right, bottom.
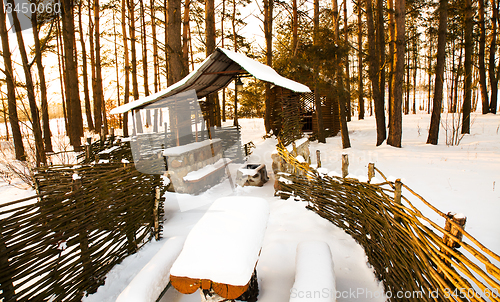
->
462, 0, 473, 134
232, 0, 238, 126
183, 0, 191, 72
489, 0, 499, 113
314, 0, 326, 143
112, 5, 121, 127
95, 0, 107, 134
89, 0, 99, 131
388, 0, 395, 126
427, 0, 448, 145
344, 0, 351, 122
62, 0, 83, 149
0, 84, 9, 141
79, 0, 94, 132
0, 4, 25, 160
264, 0, 273, 133
140, 0, 149, 97
164, 0, 169, 85
366, 0, 386, 145
31, 10, 53, 152
206, 0, 216, 127
56, 18, 69, 133
8, 3, 46, 165
478, 0, 489, 113
387, 0, 404, 147
358, 0, 364, 120
221, 0, 226, 122
128, 0, 143, 133
292, 0, 298, 56
376, 0, 385, 118
122, 0, 130, 136
167, 0, 184, 85
150, 0, 160, 92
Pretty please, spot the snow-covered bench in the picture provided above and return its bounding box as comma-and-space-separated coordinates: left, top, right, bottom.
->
289, 241, 336, 302
169, 197, 270, 301
115, 236, 185, 302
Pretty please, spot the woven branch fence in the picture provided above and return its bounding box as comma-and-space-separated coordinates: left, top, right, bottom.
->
276, 145, 500, 301
0, 163, 165, 301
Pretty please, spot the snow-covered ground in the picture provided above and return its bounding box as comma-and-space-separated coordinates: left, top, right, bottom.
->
2, 113, 499, 302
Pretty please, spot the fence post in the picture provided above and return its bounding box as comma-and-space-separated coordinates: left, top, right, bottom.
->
86, 137, 92, 162
110, 127, 115, 143
394, 179, 402, 223
292, 141, 297, 156
316, 150, 321, 168
367, 163, 375, 183
154, 187, 161, 241
443, 212, 467, 250
342, 154, 349, 178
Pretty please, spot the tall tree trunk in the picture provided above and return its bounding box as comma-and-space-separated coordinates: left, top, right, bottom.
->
412, 43, 417, 113
164, 0, 169, 85
140, 0, 149, 97
206, 0, 216, 127
489, 0, 499, 113
128, 0, 143, 133
8, 3, 46, 165
31, 10, 53, 152
62, 0, 83, 148
366, 0, 386, 145
89, 1, 99, 131
376, 0, 385, 118
358, 0, 364, 120
462, 0, 473, 134
150, 0, 160, 92
221, 0, 226, 122
344, 0, 351, 122
183, 0, 191, 72
314, 0, 326, 143
427, 0, 448, 145
388, 0, 395, 126
112, 4, 121, 127
0, 3, 25, 160
122, 0, 130, 136
95, 0, 106, 134
427, 35, 433, 114
292, 0, 298, 56
478, 0, 489, 113
56, 18, 69, 132
1, 84, 9, 141
167, 0, 184, 85
79, 0, 94, 132
387, 0, 404, 147
264, 0, 273, 133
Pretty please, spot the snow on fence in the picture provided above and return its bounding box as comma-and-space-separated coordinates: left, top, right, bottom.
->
0, 163, 165, 302
276, 145, 500, 302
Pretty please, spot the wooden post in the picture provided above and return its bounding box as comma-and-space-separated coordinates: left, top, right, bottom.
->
100, 126, 106, 147
292, 141, 297, 156
154, 187, 161, 241
394, 179, 402, 223
110, 127, 115, 142
342, 154, 349, 178
86, 137, 92, 162
368, 163, 375, 183
316, 150, 321, 168
443, 212, 466, 249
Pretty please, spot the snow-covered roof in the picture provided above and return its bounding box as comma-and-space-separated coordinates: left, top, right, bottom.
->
111, 48, 311, 114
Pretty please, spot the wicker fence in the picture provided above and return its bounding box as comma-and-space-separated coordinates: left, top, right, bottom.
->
276, 145, 500, 302
0, 163, 165, 301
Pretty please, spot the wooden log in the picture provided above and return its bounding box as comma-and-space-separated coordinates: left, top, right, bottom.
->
154, 187, 160, 241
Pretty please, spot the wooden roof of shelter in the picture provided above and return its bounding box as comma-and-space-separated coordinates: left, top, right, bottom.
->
111, 48, 311, 114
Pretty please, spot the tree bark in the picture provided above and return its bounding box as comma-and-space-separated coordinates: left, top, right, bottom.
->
264, 0, 273, 133
122, 0, 130, 136
128, 0, 142, 133
462, 0, 472, 134
167, 0, 184, 85
366, 0, 386, 145
61, 0, 83, 148
95, 0, 106, 134
388, 0, 395, 126
183, 0, 191, 73
358, 0, 364, 120
8, 2, 46, 165
478, 0, 489, 114
292, 0, 298, 56
151, 0, 160, 92
78, 0, 94, 132
206, 0, 216, 127
387, 0, 404, 147
427, 0, 448, 145
0, 3, 25, 160
376, 0, 385, 119
344, 0, 351, 122
489, 0, 499, 113
31, 10, 53, 152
